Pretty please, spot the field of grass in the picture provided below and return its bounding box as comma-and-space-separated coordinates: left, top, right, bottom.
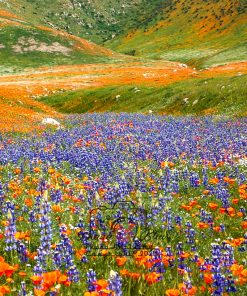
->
38, 74, 247, 116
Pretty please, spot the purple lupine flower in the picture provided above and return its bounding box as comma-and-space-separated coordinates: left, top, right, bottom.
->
108, 271, 122, 296
17, 241, 28, 263
5, 203, 17, 251
34, 200, 52, 274
87, 269, 97, 292
54, 224, 80, 282
18, 281, 27, 296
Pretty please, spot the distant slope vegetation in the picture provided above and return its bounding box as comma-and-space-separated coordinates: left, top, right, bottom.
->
0, 9, 118, 73
0, 0, 167, 43
107, 0, 247, 68
1, 0, 246, 68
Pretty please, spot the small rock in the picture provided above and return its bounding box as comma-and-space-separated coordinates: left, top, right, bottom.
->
42, 118, 61, 126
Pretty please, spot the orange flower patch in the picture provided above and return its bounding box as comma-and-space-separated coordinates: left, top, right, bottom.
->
204, 273, 213, 285
209, 177, 219, 185
116, 256, 127, 266
75, 248, 87, 259
0, 260, 17, 277
15, 231, 30, 241
0, 285, 10, 295
166, 288, 180, 296
94, 279, 108, 291
208, 203, 218, 210
145, 272, 161, 285
197, 222, 209, 229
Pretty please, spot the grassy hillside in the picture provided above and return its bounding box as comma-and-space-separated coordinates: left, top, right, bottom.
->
38, 74, 247, 116
0, 0, 167, 43
106, 0, 247, 68
0, 9, 119, 73
1, 0, 246, 68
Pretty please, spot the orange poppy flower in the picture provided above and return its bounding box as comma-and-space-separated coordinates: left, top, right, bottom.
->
116, 257, 127, 266
94, 279, 108, 291
145, 272, 161, 285
51, 205, 63, 213
129, 272, 141, 280
231, 263, 243, 276
204, 273, 213, 284
219, 208, 226, 214
189, 200, 198, 207
223, 177, 235, 184
42, 270, 60, 288
101, 249, 108, 256
14, 168, 21, 175
208, 203, 218, 210
120, 269, 129, 276
180, 252, 190, 259
18, 271, 26, 277
241, 221, 247, 229
30, 275, 42, 285
209, 177, 219, 185
75, 248, 87, 259
33, 167, 41, 173
48, 168, 55, 174
34, 289, 46, 296
24, 198, 33, 207
15, 231, 30, 241
181, 205, 192, 211
84, 291, 100, 296
166, 288, 180, 296
239, 184, 247, 199
160, 161, 168, 168
58, 274, 69, 284
0, 285, 10, 295
0, 262, 17, 277
227, 207, 235, 216
226, 238, 245, 247
237, 276, 247, 285
197, 222, 209, 229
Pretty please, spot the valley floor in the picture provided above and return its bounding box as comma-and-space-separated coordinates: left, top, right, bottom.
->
0, 60, 246, 132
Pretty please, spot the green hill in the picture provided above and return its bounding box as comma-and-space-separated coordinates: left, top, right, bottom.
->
106, 0, 247, 68
38, 74, 247, 116
0, 0, 166, 43
1, 0, 246, 68
0, 9, 119, 73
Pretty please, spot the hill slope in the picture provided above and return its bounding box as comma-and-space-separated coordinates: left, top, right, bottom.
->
1, 0, 246, 68
107, 0, 247, 68
0, 1, 167, 43
0, 9, 118, 73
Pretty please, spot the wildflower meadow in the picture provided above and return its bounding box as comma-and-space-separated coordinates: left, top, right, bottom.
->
0, 113, 246, 296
